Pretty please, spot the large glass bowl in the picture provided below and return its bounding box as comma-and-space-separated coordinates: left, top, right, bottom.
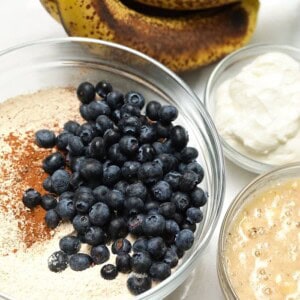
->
204, 44, 300, 174
0, 37, 225, 300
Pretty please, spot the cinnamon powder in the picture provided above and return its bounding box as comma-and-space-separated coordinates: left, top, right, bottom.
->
1, 132, 53, 248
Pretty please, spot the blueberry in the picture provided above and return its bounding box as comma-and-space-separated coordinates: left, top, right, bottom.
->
67, 136, 85, 156
69, 172, 84, 190
133, 237, 148, 253
158, 202, 176, 218
186, 207, 203, 224
126, 182, 147, 201
48, 251, 68, 273
59, 236, 81, 255
42, 152, 65, 175
146, 100, 161, 121
116, 253, 132, 273
159, 105, 178, 124
137, 144, 155, 163
154, 153, 178, 174
164, 248, 179, 268
175, 229, 194, 251
69, 253, 92, 271
152, 142, 166, 155
118, 116, 141, 136
59, 191, 75, 200
114, 180, 129, 195
124, 91, 145, 109
86, 101, 111, 121
56, 132, 72, 151
165, 219, 180, 235
101, 264, 118, 280
63, 120, 80, 135
111, 238, 132, 255
79, 104, 93, 121
102, 165, 121, 186
91, 245, 110, 264
72, 214, 91, 234
119, 135, 139, 156
111, 109, 121, 123
173, 212, 184, 225
41, 194, 57, 210
180, 147, 198, 163
147, 237, 167, 260
22, 188, 41, 209
164, 171, 181, 190
171, 192, 190, 212
170, 244, 184, 259
69, 156, 85, 173
124, 197, 144, 216
103, 129, 121, 146
106, 189, 125, 210
106, 91, 124, 109
84, 226, 106, 246
139, 125, 157, 144
151, 181, 172, 202
43, 176, 54, 193
120, 104, 141, 118
138, 161, 163, 185
128, 214, 145, 236
35, 129, 56, 148
156, 122, 173, 139
142, 214, 165, 236
75, 186, 93, 195
108, 217, 128, 240
95, 80, 113, 97
56, 198, 75, 220
144, 200, 159, 213
108, 143, 127, 166
77, 81, 95, 104
51, 170, 70, 195
95, 115, 114, 135
149, 262, 171, 281
79, 128, 94, 145
79, 158, 103, 182
181, 222, 196, 232
45, 209, 61, 229
190, 187, 207, 207
127, 275, 152, 295
186, 162, 204, 182
74, 191, 95, 213
178, 162, 187, 173
89, 202, 110, 226
121, 161, 141, 179
179, 170, 200, 192
131, 251, 152, 273
93, 185, 110, 203
170, 125, 188, 150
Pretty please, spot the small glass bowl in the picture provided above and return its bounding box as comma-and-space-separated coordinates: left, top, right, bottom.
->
204, 44, 300, 174
217, 162, 300, 299
0, 37, 225, 300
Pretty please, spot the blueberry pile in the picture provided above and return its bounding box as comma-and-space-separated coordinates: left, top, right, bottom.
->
22, 81, 208, 295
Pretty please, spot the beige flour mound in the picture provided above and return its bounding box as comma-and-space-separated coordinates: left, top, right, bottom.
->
0, 88, 133, 300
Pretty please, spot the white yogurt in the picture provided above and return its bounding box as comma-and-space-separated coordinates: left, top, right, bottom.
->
215, 52, 300, 165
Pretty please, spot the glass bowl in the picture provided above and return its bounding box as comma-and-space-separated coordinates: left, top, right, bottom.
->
204, 44, 300, 174
217, 162, 300, 299
0, 37, 225, 300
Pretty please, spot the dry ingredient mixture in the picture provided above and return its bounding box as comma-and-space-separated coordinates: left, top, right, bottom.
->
0, 88, 131, 300
224, 179, 300, 300
215, 52, 300, 165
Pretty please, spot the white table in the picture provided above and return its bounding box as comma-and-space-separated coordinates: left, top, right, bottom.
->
1, 1, 299, 299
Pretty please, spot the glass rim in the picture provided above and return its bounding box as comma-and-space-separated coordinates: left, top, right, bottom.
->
0, 37, 226, 300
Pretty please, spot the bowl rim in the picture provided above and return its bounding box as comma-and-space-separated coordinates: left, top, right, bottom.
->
204, 43, 300, 174
0, 37, 226, 300
217, 161, 300, 299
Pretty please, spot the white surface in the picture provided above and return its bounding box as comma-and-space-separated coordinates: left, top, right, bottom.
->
0, 1, 299, 299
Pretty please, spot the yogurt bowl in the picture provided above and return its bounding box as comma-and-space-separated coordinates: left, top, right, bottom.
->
0, 37, 225, 300
204, 44, 300, 174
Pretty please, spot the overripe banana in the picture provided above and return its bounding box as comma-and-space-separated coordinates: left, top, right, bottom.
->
40, 0, 61, 23
133, 0, 239, 10
56, 0, 259, 72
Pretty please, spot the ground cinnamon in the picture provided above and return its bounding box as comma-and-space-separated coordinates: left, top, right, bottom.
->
1, 132, 53, 248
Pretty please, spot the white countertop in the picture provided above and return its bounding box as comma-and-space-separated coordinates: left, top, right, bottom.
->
1, 1, 300, 299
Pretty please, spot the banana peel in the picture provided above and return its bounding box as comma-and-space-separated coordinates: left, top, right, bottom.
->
56, 0, 259, 72
133, 0, 239, 10
40, 0, 61, 23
